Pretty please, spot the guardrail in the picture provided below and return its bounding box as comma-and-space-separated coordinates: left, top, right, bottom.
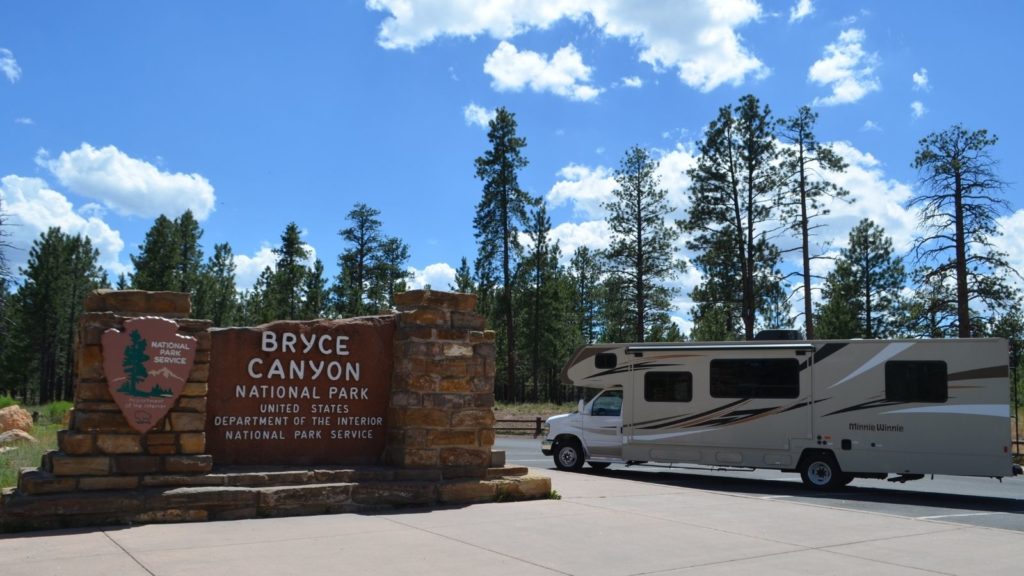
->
495, 417, 544, 438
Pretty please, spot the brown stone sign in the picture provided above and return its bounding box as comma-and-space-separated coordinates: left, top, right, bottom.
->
207, 317, 395, 466
101, 317, 198, 433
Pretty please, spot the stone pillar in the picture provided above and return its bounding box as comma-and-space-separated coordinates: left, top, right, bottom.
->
20, 290, 213, 495
387, 290, 496, 479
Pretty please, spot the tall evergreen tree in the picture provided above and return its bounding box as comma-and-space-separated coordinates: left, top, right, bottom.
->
910, 124, 1018, 337
270, 222, 309, 320
816, 219, 905, 339
374, 236, 411, 311
450, 257, 475, 293
194, 242, 238, 326
682, 94, 783, 340
473, 107, 536, 401
603, 145, 683, 342
130, 210, 204, 298
777, 106, 850, 338
8, 229, 105, 403
131, 215, 177, 289
302, 259, 329, 319
334, 203, 383, 317
567, 246, 603, 345
519, 205, 565, 400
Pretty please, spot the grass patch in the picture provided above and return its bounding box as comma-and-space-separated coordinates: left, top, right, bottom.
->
0, 402, 70, 490
495, 402, 576, 419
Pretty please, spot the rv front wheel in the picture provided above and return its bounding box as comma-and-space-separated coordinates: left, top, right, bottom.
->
554, 439, 585, 471
799, 453, 845, 490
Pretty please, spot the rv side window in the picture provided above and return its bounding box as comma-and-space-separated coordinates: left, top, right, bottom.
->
710, 359, 799, 399
595, 353, 617, 369
644, 372, 693, 402
885, 361, 947, 403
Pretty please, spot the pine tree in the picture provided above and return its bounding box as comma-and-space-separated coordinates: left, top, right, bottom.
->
778, 106, 850, 338
682, 94, 783, 340
910, 124, 1018, 337
302, 259, 329, 319
816, 219, 906, 339
603, 145, 683, 342
519, 205, 567, 400
194, 242, 238, 326
450, 257, 475, 293
173, 210, 204, 294
131, 215, 177, 289
270, 222, 309, 320
374, 236, 411, 311
334, 203, 383, 317
473, 107, 536, 401
567, 246, 603, 345
10, 228, 104, 403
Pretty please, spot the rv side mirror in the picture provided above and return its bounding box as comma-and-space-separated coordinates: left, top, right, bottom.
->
577, 398, 585, 414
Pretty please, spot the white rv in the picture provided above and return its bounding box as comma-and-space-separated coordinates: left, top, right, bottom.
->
542, 337, 1021, 489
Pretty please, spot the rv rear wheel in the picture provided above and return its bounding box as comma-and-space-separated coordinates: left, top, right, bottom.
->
799, 452, 845, 490
554, 439, 585, 471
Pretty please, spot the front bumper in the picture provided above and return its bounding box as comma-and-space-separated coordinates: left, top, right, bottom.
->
541, 439, 553, 456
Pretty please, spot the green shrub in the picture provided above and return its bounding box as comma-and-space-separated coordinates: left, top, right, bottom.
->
43, 401, 73, 425
0, 394, 16, 410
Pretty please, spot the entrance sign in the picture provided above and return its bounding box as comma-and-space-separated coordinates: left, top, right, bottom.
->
102, 317, 197, 433
206, 318, 394, 466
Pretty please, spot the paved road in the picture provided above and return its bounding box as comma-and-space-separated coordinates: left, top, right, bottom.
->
497, 435, 1024, 532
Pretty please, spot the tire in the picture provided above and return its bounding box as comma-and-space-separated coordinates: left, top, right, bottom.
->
799, 452, 846, 490
587, 461, 611, 471
553, 439, 585, 471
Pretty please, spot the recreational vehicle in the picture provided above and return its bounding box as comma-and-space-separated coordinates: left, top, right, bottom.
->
542, 337, 1022, 489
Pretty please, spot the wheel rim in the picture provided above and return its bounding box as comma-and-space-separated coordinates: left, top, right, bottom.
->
808, 461, 833, 486
558, 445, 579, 468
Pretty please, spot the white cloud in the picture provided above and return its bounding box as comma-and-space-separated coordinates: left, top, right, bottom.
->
484, 41, 602, 102
622, 76, 643, 88
995, 210, 1024, 294
233, 242, 318, 291
653, 144, 696, 215
37, 143, 216, 220
0, 48, 21, 83
233, 245, 277, 291
549, 220, 612, 257
789, 0, 813, 23
912, 67, 929, 91
545, 164, 617, 218
14, 117, 33, 125
818, 141, 917, 253
0, 174, 126, 277
407, 262, 457, 290
910, 100, 927, 118
808, 28, 880, 106
367, 0, 767, 92
861, 120, 882, 132
463, 102, 496, 128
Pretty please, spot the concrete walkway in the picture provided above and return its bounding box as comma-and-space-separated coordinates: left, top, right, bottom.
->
3, 468, 1023, 575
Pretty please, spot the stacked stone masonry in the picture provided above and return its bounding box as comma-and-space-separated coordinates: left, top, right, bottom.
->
20, 290, 213, 496
387, 290, 496, 478
1, 289, 550, 532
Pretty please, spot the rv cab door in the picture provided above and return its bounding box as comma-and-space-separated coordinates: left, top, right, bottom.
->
581, 388, 623, 460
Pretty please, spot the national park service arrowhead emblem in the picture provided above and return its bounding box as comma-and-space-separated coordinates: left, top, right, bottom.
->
102, 317, 197, 433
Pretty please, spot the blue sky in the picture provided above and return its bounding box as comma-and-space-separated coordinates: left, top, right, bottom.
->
2, 1, 1022, 328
